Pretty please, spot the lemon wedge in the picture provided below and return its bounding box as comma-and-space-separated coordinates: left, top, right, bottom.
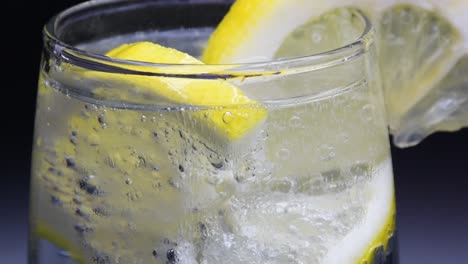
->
93, 41, 266, 141
32, 42, 267, 263
203, 0, 468, 147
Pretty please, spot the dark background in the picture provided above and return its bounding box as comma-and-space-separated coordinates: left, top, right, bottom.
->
2, 0, 467, 263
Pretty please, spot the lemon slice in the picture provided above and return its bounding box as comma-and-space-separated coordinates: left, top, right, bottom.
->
201, 2, 402, 263
212, 160, 395, 264
203, 0, 468, 147
91, 41, 267, 141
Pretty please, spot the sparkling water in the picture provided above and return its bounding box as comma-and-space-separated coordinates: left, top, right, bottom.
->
30, 29, 396, 264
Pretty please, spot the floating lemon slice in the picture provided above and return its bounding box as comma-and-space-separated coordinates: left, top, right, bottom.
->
203, 0, 468, 147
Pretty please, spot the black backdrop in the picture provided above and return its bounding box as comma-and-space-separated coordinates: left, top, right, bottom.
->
2, 0, 467, 263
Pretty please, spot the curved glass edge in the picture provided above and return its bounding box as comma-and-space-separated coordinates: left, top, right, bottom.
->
43, 0, 375, 79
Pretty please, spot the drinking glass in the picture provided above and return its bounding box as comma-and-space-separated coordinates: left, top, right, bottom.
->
30, 1, 397, 263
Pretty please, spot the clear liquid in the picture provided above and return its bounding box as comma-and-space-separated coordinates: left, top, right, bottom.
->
31, 29, 396, 264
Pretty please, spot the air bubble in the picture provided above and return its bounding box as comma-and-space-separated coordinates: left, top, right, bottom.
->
72, 197, 82, 205
311, 32, 322, 43
289, 116, 302, 128
178, 164, 185, 172
92, 253, 111, 264
199, 223, 208, 240
79, 176, 102, 196
211, 161, 224, 169
69, 134, 77, 145
74, 223, 91, 235
75, 208, 90, 219
65, 156, 75, 168
97, 114, 107, 128
48, 167, 62, 176
222, 111, 235, 124
136, 156, 146, 168
166, 249, 178, 263
50, 195, 62, 206
318, 144, 336, 161
125, 178, 133, 185
360, 104, 374, 122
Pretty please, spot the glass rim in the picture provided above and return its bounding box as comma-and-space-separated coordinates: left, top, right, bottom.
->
43, 0, 375, 78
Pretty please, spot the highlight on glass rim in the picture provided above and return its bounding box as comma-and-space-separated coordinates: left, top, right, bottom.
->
31, 0, 467, 263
